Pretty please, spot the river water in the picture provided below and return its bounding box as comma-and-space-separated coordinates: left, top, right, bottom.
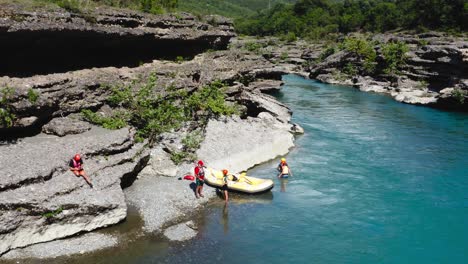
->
24, 75, 467, 263
158, 75, 468, 264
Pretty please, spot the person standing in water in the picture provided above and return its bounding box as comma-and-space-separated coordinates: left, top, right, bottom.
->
70, 154, 93, 188
221, 169, 229, 202
194, 160, 205, 198
277, 158, 293, 178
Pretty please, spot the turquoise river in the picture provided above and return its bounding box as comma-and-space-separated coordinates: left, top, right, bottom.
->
159, 75, 468, 264
42, 74, 468, 263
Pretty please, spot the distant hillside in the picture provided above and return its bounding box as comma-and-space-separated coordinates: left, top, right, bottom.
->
178, 0, 297, 18
236, 0, 468, 38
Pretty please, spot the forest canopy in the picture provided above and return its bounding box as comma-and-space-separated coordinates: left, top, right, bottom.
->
235, 0, 468, 38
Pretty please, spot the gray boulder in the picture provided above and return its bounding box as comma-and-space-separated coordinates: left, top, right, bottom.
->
42, 117, 92, 137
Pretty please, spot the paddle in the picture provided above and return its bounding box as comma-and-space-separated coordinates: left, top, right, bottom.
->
236, 173, 252, 184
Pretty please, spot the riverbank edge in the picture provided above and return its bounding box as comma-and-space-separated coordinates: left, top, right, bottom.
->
2, 77, 303, 260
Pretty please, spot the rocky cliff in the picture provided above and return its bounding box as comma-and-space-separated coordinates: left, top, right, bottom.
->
0, 5, 302, 258
0, 5, 234, 78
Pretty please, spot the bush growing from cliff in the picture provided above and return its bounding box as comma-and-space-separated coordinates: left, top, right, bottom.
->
42, 207, 63, 218
381, 41, 410, 74
27, 88, 39, 103
81, 109, 129, 130
83, 74, 238, 144
340, 37, 377, 73
0, 87, 16, 128
453, 88, 467, 105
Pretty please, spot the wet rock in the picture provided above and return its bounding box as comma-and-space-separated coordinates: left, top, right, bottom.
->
3, 233, 118, 259
163, 221, 197, 241
42, 117, 92, 137
290, 123, 304, 135
125, 175, 215, 233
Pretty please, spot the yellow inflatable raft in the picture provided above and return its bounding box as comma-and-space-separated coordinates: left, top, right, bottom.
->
205, 168, 274, 194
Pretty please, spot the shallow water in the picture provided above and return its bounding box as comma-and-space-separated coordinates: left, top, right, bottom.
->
24, 75, 467, 264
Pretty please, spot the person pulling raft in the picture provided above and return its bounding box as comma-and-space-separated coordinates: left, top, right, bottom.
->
277, 158, 293, 178
221, 169, 231, 202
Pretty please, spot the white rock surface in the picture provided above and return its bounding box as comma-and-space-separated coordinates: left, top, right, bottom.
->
197, 115, 295, 173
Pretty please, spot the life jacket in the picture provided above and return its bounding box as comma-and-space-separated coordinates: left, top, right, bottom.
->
72, 159, 82, 169
281, 164, 289, 174
196, 166, 205, 180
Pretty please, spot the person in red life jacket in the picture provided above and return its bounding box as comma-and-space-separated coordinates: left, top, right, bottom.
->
194, 160, 206, 198
70, 154, 93, 188
277, 157, 293, 178
222, 169, 229, 202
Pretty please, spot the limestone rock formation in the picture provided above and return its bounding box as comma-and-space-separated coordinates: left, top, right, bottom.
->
0, 127, 149, 255
308, 33, 468, 111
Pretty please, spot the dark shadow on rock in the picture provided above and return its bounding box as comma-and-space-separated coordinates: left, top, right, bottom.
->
189, 182, 197, 194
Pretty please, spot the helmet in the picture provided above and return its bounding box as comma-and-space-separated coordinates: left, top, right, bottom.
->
197, 160, 204, 166
74, 154, 81, 161
222, 169, 228, 175
281, 158, 286, 163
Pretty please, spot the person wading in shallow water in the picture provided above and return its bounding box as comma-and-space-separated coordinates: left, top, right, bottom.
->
277, 157, 293, 178
69, 154, 93, 188
221, 169, 230, 202
194, 160, 206, 198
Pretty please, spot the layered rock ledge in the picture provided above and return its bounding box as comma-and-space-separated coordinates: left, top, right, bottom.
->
0, 5, 235, 77
0, 127, 149, 255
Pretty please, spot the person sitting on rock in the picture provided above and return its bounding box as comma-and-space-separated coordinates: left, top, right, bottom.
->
70, 154, 93, 188
277, 158, 293, 178
194, 160, 206, 198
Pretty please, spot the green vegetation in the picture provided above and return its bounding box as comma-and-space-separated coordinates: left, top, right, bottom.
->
331, 36, 409, 75
453, 88, 467, 104
0, 87, 16, 128
236, 0, 468, 38
83, 73, 238, 144
280, 31, 297, 43
381, 41, 410, 74
339, 36, 377, 73
27, 88, 39, 103
42, 207, 63, 218
177, 0, 296, 18
20, 0, 177, 15
169, 131, 203, 164
175, 56, 185, 63
318, 45, 337, 62
280, 52, 289, 60
343, 62, 358, 76
182, 130, 203, 150
81, 109, 129, 130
